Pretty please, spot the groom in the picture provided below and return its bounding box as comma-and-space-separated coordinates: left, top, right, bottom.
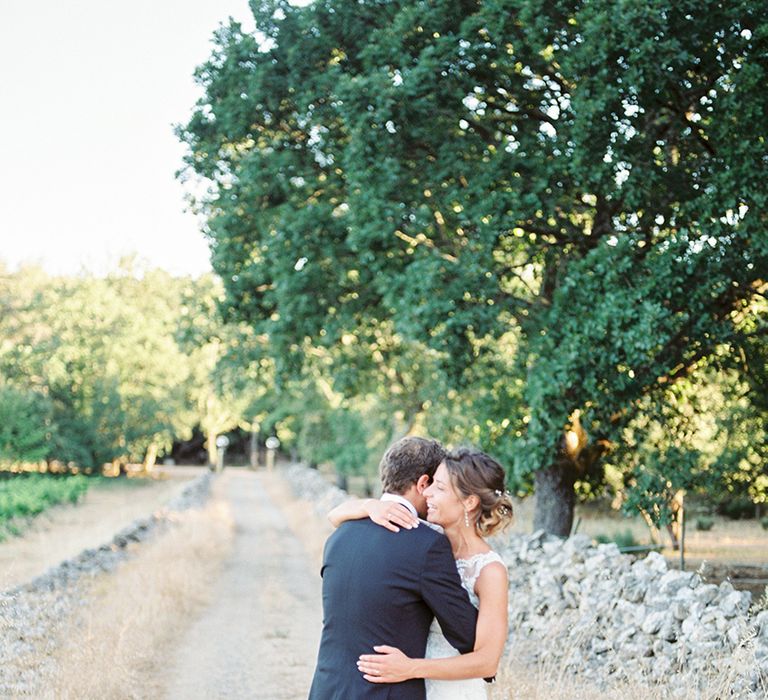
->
308, 437, 478, 699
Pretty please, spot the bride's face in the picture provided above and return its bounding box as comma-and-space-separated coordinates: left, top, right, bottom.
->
424, 463, 464, 528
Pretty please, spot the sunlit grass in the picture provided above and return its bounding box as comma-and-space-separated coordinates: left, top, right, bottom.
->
45, 496, 234, 699
489, 629, 767, 700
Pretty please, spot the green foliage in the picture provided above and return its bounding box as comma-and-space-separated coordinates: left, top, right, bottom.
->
178, 1, 768, 527
296, 404, 371, 476
1, 264, 185, 465
594, 528, 639, 550
761, 517, 768, 531
695, 516, 714, 532
0, 385, 54, 463
0, 262, 262, 469
0, 474, 89, 537
716, 496, 756, 520
606, 350, 767, 530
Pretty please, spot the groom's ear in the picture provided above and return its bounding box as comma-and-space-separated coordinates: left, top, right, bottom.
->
415, 474, 431, 494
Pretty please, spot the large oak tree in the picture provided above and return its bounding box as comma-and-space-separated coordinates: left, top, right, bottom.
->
179, 0, 767, 534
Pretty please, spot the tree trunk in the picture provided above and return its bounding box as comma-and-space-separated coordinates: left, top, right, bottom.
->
533, 461, 576, 536
639, 509, 663, 545
666, 489, 685, 550
206, 432, 217, 468
249, 429, 259, 469
143, 443, 158, 473
666, 523, 680, 550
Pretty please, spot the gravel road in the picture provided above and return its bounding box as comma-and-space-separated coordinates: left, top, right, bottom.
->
163, 469, 323, 700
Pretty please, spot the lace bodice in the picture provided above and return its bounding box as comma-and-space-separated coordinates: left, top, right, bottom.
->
455, 551, 505, 608
425, 550, 504, 699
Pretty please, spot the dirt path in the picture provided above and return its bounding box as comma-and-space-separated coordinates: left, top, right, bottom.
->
162, 469, 323, 700
0, 467, 198, 591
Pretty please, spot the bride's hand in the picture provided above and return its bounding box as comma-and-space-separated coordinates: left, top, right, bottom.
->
357, 645, 417, 683
366, 501, 419, 532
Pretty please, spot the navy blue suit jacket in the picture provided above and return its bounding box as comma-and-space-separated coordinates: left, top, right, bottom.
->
308, 518, 478, 699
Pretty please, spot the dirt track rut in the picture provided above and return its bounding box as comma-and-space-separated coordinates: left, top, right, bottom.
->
163, 470, 322, 700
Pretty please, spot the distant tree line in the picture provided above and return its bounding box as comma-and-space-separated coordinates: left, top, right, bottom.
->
0, 259, 260, 472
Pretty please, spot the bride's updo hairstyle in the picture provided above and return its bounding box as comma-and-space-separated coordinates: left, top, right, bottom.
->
442, 447, 514, 536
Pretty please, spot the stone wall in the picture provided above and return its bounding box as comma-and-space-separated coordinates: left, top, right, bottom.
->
281, 463, 768, 698
497, 530, 767, 697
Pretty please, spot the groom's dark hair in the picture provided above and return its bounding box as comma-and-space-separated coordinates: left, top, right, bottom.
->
379, 436, 446, 494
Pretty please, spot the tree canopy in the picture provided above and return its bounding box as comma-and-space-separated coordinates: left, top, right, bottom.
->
179, 0, 768, 534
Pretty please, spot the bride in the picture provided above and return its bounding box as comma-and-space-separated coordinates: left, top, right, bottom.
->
329, 447, 514, 699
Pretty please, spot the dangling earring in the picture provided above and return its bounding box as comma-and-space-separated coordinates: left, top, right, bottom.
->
464, 509, 470, 528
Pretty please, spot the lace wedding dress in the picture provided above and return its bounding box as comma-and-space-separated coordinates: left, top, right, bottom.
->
425, 550, 504, 700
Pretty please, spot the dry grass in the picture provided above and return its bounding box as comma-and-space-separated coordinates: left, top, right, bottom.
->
44, 493, 234, 699
491, 660, 662, 700
490, 636, 765, 700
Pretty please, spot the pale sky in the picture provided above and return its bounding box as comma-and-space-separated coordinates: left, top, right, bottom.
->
0, 0, 257, 277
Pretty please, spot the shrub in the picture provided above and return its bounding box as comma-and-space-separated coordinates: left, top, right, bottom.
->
761, 516, 768, 531
695, 516, 714, 531
0, 385, 55, 464
614, 529, 640, 549
594, 528, 639, 550
0, 474, 90, 530
716, 496, 754, 520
